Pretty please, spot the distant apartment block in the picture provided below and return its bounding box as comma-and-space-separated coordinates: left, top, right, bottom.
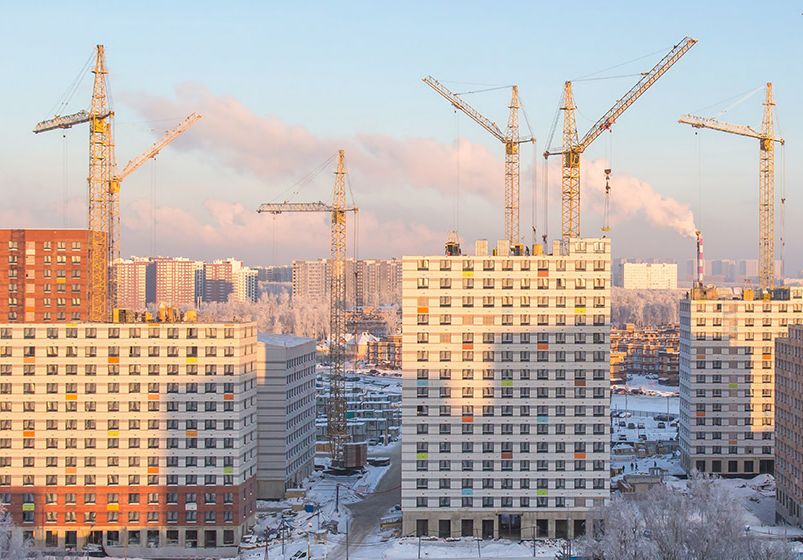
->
254, 265, 292, 283
621, 262, 677, 290
679, 287, 803, 476
113, 257, 259, 310
150, 257, 201, 308
204, 259, 258, 304
775, 324, 803, 527
0, 229, 89, 323
114, 257, 150, 310
292, 258, 401, 307
610, 324, 680, 384
255, 334, 316, 499
367, 334, 402, 369
682, 258, 783, 285
401, 238, 611, 540
0, 320, 259, 556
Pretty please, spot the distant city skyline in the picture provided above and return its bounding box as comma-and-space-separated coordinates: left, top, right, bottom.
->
0, 2, 800, 272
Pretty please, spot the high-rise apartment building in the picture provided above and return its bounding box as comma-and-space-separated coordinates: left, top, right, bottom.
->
150, 257, 201, 308
621, 262, 677, 290
775, 324, 803, 527
204, 259, 258, 304
0, 229, 89, 323
255, 334, 316, 499
401, 238, 611, 540
292, 258, 401, 307
678, 287, 803, 476
114, 257, 150, 311
0, 320, 259, 556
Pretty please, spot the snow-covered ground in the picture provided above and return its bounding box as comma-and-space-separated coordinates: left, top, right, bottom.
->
347, 537, 565, 560
612, 452, 685, 478
611, 373, 680, 416
611, 413, 678, 443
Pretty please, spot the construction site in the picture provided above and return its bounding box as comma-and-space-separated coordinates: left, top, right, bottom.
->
1, 5, 802, 557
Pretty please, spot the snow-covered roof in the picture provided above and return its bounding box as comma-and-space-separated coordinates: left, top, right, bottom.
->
258, 332, 314, 347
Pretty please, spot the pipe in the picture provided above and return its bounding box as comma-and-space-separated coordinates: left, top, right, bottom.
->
695, 230, 704, 287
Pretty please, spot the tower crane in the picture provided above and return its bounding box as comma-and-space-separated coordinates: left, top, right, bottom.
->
422, 76, 534, 252
544, 36, 697, 243
678, 83, 784, 291
258, 150, 358, 467
34, 45, 201, 320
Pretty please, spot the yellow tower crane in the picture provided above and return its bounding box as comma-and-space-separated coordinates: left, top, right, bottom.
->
544, 36, 697, 243
34, 45, 202, 320
679, 83, 784, 291
422, 76, 534, 252
258, 150, 358, 468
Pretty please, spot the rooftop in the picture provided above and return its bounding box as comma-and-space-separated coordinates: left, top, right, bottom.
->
258, 332, 314, 347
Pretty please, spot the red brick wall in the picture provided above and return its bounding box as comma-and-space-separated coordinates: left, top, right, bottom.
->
0, 230, 90, 322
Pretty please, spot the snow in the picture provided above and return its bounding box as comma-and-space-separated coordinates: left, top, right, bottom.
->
611, 413, 678, 443
612, 453, 685, 478
611, 393, 679, 415
348, 537, 564, 560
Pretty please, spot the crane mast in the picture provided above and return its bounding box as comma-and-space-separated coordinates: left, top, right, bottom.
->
504, 86, 521, 246
422, 76, 533, 250
258, 150, 358, 467
679, 83, 784, 291
88, 44, 114, 322
546, 36, 697, 243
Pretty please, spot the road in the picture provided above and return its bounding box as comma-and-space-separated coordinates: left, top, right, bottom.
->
330, 442, 401, 559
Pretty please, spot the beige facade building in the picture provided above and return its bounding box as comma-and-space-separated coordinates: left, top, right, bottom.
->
679, 287, 803, 476
622, 262, 677, 290
255, 334, 316, 499
401, 238, 611, 540
0, 320, 259, 557
775, 324, 803, 527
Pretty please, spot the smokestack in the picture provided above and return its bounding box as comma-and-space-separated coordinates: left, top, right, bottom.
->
695, 230, 704, 287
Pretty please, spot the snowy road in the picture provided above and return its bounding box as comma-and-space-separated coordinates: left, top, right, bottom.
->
331, 442, 401, 559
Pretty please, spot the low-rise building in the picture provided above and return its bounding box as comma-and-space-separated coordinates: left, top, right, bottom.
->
255, 334, 317, 499
620, 262, 678, 290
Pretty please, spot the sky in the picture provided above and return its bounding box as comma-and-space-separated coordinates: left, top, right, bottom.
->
1, 2, 801, 274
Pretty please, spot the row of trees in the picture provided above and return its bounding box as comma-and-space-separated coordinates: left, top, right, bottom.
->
580, 474, 797, 560
611, 288, 682, 327
198, 293, 400, 340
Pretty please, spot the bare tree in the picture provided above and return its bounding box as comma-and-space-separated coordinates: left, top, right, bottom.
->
581, 473, 798, 560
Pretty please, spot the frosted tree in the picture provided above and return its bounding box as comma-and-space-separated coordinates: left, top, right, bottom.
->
581, 473, 798, 560
611, 288, 682, 327
0, 507, 27, 560
197, 293, 329, 339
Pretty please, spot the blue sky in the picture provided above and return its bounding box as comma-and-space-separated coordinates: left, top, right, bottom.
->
1, 1, 801, 275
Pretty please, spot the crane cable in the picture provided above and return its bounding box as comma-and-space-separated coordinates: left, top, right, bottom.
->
48, 50, 94, 117
454, 108, 461, 235
62, 133, 69, 227
150, 158, 157, 256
